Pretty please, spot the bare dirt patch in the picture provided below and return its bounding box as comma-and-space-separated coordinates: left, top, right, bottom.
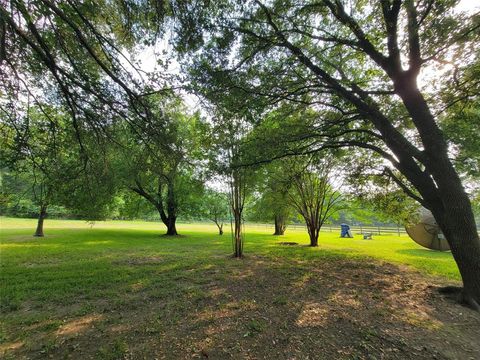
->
55, 314, 104, 337
0, 341, 24, 354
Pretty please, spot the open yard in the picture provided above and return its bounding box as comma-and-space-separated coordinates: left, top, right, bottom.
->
1, 217, 479, 359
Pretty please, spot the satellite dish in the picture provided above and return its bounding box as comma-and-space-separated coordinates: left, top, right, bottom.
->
405, 208, 450, 251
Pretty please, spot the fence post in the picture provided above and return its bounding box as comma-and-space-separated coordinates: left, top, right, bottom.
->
397, 225, 401, 236
377, 226, 380, 235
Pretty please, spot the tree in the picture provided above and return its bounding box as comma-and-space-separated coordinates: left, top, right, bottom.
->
0, 104, 76, 236
287, 158, 342, 246
225, 125, 249, 257
176, 1, 480, 308
117, 96, 207, 235
228, 162, 247, 256
202, 189, 229, 235
0, 0, 166, 143
209, 116, 256, 257
0, 103, 116, 236
250, 163, 293, 235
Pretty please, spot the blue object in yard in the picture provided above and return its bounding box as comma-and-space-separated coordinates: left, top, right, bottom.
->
340, 223, 352, 238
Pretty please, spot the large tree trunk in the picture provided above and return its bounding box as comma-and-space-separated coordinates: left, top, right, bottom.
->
33, 204, 47, 237
431, 190, 480, 309
396, 82, 480, 308
159, 180, 178, 236
273, 215, 286, 235
156, 208, 178, 236
165, 216, 178, 236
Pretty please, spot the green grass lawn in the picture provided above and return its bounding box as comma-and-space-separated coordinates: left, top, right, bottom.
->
0, 217, 467, 359
0, 216, 460, 310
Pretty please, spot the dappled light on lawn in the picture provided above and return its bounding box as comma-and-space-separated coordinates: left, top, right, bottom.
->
55, 314, 104, 337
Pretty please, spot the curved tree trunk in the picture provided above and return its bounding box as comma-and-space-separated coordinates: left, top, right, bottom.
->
396, 83, 480, 308
33, 204, 47, 237
211, 218, 224, 235
430, 168, 480, 309
273, 215, 286, 235
131, 177, 179, 236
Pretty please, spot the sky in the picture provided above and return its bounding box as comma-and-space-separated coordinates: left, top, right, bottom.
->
457, 0, 479, 12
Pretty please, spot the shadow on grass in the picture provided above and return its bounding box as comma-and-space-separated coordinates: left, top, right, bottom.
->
3, 253, 479, 360
2, 225, 478, 359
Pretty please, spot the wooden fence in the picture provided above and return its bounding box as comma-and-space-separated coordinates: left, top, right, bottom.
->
244, 222, 407, 236
244, 222, 480, 236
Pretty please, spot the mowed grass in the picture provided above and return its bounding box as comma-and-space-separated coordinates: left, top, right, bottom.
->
0, 216, 460, 309
2, 216, 460, 273
0, 217, 464, 358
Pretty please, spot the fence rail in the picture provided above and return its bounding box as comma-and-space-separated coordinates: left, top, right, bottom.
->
244, 222, 408, 236
143, 217, 480, 236
243, 222, 480, 236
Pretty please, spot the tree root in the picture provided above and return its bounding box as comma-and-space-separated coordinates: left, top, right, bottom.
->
437, 286, 480, 311
460, 294, 480, 312
438, 286, 463, 294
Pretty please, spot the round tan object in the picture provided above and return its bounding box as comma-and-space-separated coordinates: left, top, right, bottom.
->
405, 209, 450, 251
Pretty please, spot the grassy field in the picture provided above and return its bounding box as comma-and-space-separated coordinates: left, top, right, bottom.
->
1, 217, 478, 359
1, 217, 461, 282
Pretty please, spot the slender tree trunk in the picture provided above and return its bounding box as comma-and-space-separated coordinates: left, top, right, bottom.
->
229, 165, 244, 258
34, 204, 47, 237
306, 223, 319, 247
309, 235, 318, 247
233, 211, 242, 257
211, 218, 224, 235
273, 215, 286, 235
